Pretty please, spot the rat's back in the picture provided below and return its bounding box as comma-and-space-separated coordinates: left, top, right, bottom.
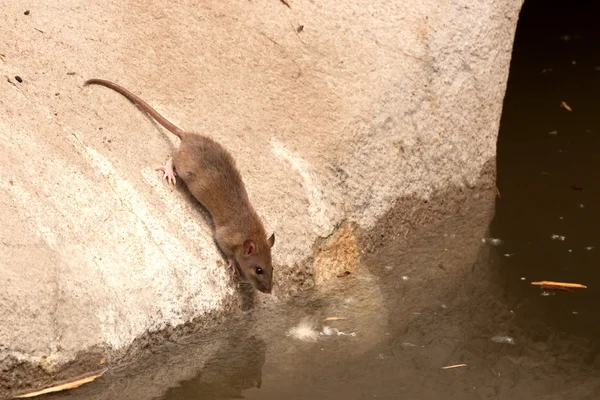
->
173, 133, 250, 223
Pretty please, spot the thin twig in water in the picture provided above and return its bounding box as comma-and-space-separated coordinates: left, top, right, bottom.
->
13, 368, 107, 398
442, 363, 467, 370
531, 281, 587, 289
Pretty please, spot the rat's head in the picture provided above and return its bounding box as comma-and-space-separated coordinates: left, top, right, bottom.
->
237, 233, 275, 294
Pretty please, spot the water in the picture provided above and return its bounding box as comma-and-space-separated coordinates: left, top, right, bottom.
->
25, 0, 600, 399
49, 190, 598, 400
492, 0, 600, 342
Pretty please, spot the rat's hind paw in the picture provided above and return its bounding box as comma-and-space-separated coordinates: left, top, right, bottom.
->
155, 157, 177, 185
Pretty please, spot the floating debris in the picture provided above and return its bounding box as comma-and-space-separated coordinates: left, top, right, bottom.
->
323, 317, 346, 321
321, 326, 334, 336
572, 311, 579, 315
520, 277, 526, 281
442, 363, 467, 370
287, 318, 319, 342
504, 253, 515, 258
551, 234, 566, 241
402, 342, 417, 347
531, 281, 587, 289
548, 130, 558, 135
482, 238, 504, 246
542, 68, 553, 73
541, 291, 555, 296
560, 101, 572, 111
579, 204, 585, 208
401, 275, 409, 281
320, 326, 355, 337
585, 246, 594, 251
491, 335, 515, 345
13, 368, 107, 398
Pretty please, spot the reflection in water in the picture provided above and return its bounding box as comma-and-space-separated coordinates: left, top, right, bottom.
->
160, 336, 266, 400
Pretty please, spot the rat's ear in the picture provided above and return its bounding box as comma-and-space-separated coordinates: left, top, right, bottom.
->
243, 239, 256, 256
267, 233, 275, 248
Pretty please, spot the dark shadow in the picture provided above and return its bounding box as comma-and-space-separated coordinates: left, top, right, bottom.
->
158, 336, 267, 400
490, 0, 600, 339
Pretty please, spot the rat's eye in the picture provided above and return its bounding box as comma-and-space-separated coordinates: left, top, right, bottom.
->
256, 267, 263, 275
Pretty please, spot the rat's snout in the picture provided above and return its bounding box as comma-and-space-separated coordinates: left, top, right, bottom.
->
257, 281, 272, 294
254, 277, 272, 294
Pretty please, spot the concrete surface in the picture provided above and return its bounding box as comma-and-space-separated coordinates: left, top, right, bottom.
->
0, 0, 521, 392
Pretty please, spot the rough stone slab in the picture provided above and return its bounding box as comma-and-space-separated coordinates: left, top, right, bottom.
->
0, 0, 521, 390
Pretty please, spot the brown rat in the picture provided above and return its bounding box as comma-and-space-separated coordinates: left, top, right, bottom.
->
85, 78, 275, 294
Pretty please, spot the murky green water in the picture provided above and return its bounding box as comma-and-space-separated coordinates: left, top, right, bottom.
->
37, 0, 600, 399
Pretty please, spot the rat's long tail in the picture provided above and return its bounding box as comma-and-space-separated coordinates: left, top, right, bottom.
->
85, 79, 185, 138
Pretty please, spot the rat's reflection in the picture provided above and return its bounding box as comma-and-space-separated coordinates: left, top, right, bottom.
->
159, 335, 267, 400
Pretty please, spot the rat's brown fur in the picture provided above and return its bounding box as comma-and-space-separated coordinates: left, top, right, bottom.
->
85, 79, 275, 293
